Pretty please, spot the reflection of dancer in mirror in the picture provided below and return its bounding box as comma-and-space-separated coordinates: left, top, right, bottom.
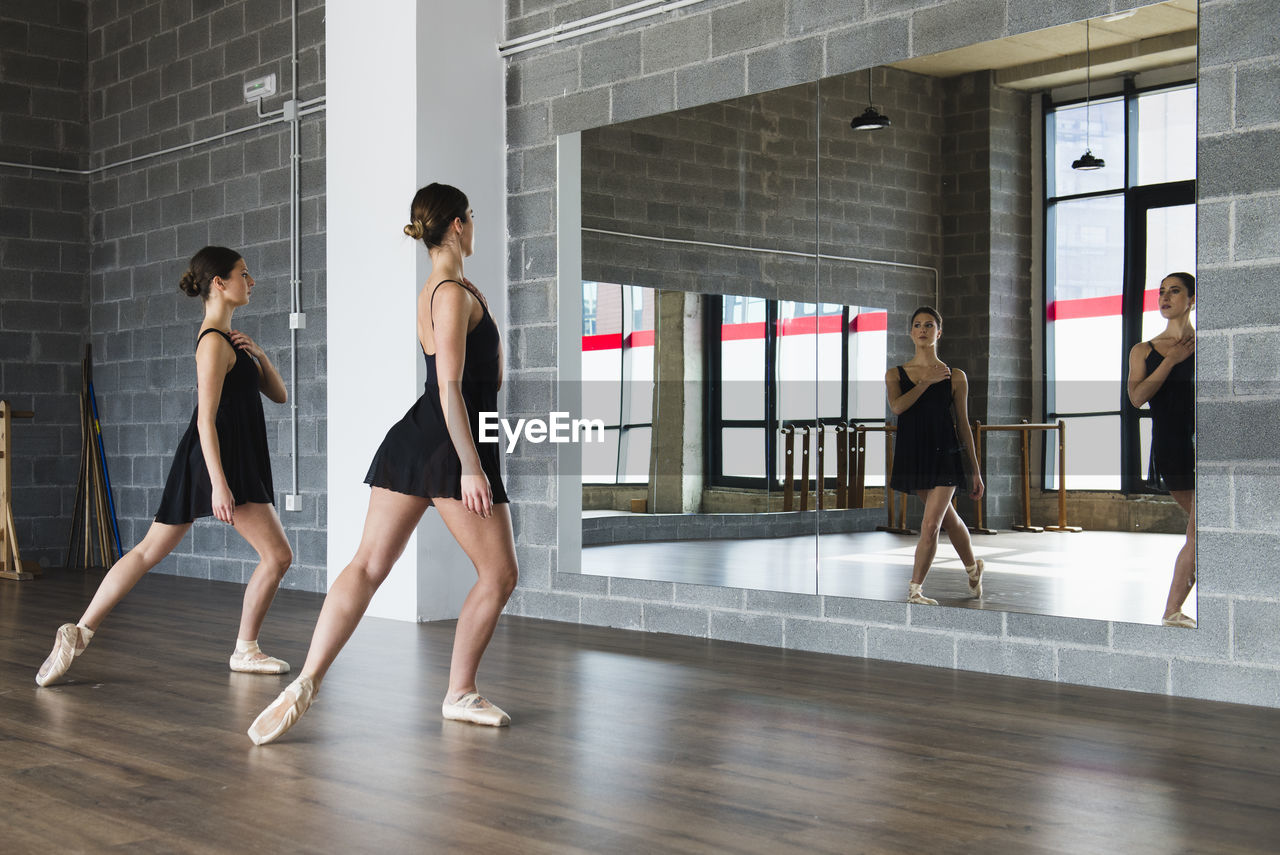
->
248, 183, 518, 745
36, 246, 294, 687
885, 307, 985, 605
1127, 272, 1196, 628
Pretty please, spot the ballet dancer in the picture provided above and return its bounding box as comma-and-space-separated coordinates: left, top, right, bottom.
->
885, 306, 985, 605
247, 183, 518, 745
36, 246, 294, 686
1127, 272, 1196, 628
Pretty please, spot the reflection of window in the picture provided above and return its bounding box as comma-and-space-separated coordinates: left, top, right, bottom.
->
1044, 82, 1195, 493
580, 282, 654, 484
708, 296, 887, 489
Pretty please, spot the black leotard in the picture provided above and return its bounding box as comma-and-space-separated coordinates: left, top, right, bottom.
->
364, 280, 509, 504
1144, 342, 1194, 492
889, 365, 966, 493
154, 328, 274, 524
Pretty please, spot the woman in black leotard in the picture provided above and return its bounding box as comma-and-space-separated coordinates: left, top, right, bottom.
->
37, 246, 294, 687
1127, 272, 1196, 628
249, 183, 518, 744
885, 307, 985, 606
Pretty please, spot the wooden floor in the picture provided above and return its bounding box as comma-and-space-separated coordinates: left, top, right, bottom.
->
2, 570, 1275, 854
582, 529, 1190, 625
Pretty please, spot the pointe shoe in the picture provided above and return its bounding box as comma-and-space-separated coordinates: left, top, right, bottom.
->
229, 649, 291, 674
36, 624, 92, 687
907, 583, 938, 606
966, 559, 984, 599
1162, 611, 1197, 629
247, 675, 316, 745
442, 691, 510, 727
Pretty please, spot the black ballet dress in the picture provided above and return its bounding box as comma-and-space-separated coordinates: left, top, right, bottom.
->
154, 328, 274, 524
889, 365, 967, 493
364, 280, 509, 504
1145, 342, 1195, 492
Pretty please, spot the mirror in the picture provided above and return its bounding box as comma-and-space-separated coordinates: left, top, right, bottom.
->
562, 1, 1199, 625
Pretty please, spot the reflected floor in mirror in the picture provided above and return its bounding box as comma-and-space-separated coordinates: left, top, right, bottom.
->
581, 528, 1191, 626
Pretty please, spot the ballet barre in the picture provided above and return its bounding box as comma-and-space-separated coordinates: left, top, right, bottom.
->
971, 419, 1081, 534
0, 401, 40, 581
780, 422, 913, 532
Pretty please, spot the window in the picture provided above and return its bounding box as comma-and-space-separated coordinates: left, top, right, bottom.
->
580, 282, 654, 484
1043, 82, 1196, 493
708, 296, 887, 489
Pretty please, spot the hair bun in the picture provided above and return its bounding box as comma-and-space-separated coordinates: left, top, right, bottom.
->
404, 220, 424, 240
178, 269, 201, 297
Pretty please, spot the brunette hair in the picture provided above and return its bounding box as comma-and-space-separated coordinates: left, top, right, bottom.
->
909, 305, 943, 328
178, 246, 242, 300
403, 183, 469, 248
1164, 271, 1195, 297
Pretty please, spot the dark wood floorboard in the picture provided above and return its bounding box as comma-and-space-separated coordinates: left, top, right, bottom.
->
1, 569, 1277, 854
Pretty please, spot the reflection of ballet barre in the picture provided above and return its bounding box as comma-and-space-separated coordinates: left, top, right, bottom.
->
781, 425, 815, 511
971, 419, 1081, 534
780, 422, 911, 532
850, 424, 913, 534
1, 401, 39, 581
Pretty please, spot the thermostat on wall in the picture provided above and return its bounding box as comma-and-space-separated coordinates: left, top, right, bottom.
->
244, 73, 277, 102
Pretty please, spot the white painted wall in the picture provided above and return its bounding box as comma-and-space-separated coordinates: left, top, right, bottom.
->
327, 1, 506, 621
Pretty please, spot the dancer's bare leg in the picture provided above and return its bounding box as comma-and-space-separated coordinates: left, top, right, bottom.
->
298, 488, 429, 687
36, 521, 190, 685
79, 521, 192, 630
247, 488, 427, 743
1164, 490, 1196, 620
227, 502, 294, 670
940, 502, 977, 568
910, 487, 956, 586
229, 503, 294, 640
431, 500, 519, 702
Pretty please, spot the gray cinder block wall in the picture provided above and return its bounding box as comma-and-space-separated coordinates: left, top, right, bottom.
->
2, 1, 328, 590
502, 0, 1280, 708
86, 1, 328, 591
939, 70, 1034, 525
0, 1, 90, 569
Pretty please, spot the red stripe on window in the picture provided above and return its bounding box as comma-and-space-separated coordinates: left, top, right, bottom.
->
1046, 294, 1122, 321
581, 333, 623, 351
626, 329, 655, 347
721, 321, 767, 341
850, 311, 887, 332
1047, 288, 1165, 321
777, 314, 845, 337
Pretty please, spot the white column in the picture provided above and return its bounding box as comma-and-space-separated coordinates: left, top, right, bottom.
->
327, 1, 505, 621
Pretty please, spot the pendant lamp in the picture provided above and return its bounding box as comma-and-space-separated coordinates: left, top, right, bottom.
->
1072, 19, 1105, 171
850, 69, 891, 131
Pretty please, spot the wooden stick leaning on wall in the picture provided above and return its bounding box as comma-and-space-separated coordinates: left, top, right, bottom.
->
0, 400, 41, 581
65, 348, 120, 570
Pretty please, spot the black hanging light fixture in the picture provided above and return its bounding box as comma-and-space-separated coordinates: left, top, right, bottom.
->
1072, 18, 1106, 171
850, 68, 891, 131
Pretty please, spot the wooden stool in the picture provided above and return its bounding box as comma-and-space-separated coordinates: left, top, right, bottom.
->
0, 401, 41, 581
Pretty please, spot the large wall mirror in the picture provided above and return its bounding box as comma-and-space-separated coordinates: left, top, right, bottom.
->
557, 1, 1199, 626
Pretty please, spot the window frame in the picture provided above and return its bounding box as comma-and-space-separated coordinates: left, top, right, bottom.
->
1042, 78, 1196, 494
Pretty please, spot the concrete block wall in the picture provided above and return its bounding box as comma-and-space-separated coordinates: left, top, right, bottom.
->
939, 70, 1034, 526
2, 1, 328, 591
0, 1, 90, 569
503, 0, 1280, 708
85, 0, 328, 591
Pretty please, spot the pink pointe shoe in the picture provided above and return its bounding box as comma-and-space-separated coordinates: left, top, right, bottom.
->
247, 675, 316, 745
36, 623, 94, 687
442, 691, 510, 726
